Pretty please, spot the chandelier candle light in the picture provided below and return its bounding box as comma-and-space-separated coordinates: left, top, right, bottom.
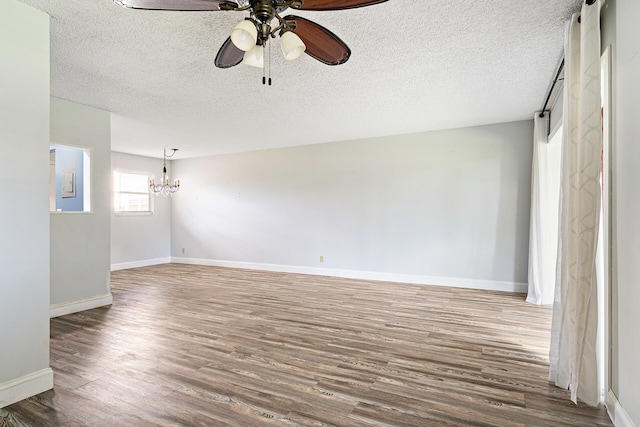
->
150, 148, 180, 197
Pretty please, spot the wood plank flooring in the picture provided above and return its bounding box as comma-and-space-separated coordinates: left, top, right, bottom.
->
2, 264, 612, 426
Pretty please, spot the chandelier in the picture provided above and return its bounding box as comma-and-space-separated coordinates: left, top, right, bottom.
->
150, 148, 180, 197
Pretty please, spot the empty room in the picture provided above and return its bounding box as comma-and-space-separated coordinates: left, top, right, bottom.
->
1, 0, 638, 426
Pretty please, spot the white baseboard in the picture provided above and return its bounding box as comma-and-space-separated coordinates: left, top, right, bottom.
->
170, 257, 527, 293
111, 257, 171, 271
0, 368, 53, 409
607, 389, 637, 427
50, 293, 113, 318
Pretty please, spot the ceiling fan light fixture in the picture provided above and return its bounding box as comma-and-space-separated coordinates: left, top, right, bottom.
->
114, 0, 390, 70
242, 44, 264, 68
280, 31, 306, 61
230, 19, 258, 51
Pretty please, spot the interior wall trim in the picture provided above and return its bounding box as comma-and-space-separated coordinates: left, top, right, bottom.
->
0, 368, 53, 409
110, 257, 172, 272
49, 293, 113, 319
170, 257, 528, 293
607, 390, 637, 427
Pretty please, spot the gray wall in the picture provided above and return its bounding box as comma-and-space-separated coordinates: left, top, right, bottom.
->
111, 151, 172, 268
50, 98, 111, 308
171, 121, 533, 289
0, 0, 52, 406
611, 0, 640, 423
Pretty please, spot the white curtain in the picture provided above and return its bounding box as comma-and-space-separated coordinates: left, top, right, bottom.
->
527, 113, 561, 306
549, 1, 602, 406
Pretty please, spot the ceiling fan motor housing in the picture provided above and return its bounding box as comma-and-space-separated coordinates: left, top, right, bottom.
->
251, 0, 276, 23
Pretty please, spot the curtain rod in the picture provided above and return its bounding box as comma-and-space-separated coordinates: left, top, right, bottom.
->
538, 0, 596, 118
539, 59, 564, 118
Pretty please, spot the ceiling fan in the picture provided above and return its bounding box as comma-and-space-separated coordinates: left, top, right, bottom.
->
113, 0, 388, 71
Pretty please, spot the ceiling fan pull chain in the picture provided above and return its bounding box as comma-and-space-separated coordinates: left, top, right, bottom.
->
261, 43, 267, 85
268, 39, 272, 86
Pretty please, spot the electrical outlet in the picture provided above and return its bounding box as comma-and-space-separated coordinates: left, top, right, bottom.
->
181, 248, 186, 254
320, 255, 324, 262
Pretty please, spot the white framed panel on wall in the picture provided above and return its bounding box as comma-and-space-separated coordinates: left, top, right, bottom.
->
600, 45, 613, 405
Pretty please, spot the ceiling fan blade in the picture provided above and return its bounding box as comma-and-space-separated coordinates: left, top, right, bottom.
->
113, 0, 237, 11
292, 0, 388, 11
215, 36, 244, 68
285, 15, 350, 66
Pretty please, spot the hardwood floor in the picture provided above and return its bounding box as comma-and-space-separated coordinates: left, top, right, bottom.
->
2, 264, 612, 426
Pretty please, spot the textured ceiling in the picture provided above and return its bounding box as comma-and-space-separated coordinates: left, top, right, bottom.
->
19, 0, 581, 159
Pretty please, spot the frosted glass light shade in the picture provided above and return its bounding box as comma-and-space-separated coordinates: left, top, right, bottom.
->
231, 20, 257, 52
280, 31, 306, 61
242, 44, 264, 68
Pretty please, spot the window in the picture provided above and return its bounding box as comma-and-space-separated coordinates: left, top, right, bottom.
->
114, 171, 151, 213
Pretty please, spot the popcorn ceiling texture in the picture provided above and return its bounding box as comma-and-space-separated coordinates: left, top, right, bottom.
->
18, 0, 582, 158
